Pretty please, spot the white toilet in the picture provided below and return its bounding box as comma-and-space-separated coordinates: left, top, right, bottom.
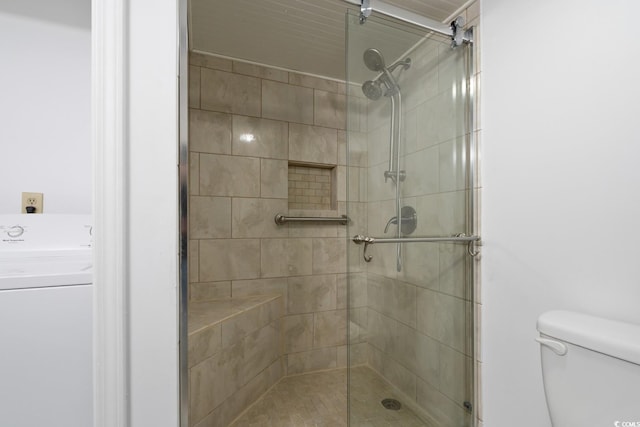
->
537, 310, 640, 426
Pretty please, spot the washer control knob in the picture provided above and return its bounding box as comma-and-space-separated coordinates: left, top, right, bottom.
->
7, 225, 24, 238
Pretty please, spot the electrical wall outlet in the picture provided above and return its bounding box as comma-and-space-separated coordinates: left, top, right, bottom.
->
21, 192, 44, 214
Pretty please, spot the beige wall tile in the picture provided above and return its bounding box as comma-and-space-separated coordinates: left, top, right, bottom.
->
337, 345, 347, 368
312, 238, 347, 275
287, 211, 339, 238
287, 274, 336, 314
261, 238, 312, 278
286, 347, 337, 375
241, 321, 281, 383
439, 243, 469, 300
366, 164, 396, 204
261, 159, 288, 199
416, 377, 467, 426
231, 198, 288, 238
347, 273, 367, 308
417, 288, 468, 354
403, 145, 439, 197
349, 306, 368, 344
200, 154, 260, 197
233, 61, 288, 82
289, 72, 338, 93
189, 66, 200, 109
232, 115, 288, 159
336, 273, 346, 309
190, 52, 232, 71
342, 131, 369, 169
439, 345, 471, 404
314, 90, 346, 130
189, 240, 199, 283
400, 242, 439, 290
289, 123, 337, 165
189, 352, 227, 424
190, 196, 231, 239
190, 281, 231, 302
189, 324, 222, 368
439, 137, 466, 193
207, 358, 281, 427
201, 68, 261, 116
189, 109, 232, 154
221, 299, 281, 348
190, 153, 200, 195
262, 80, 313, 124
366, 122, 391, 167
313, 309, 347, 348
415, 192, 465, 237
347, 93, 367, 133
282, 314, 313, 353
367, 275, 417, 328
232, 278, 288, 307
415, 96, 440, 151
199, 239, 261, 281
337, 130, 347, 166
377, 350, 417, 400
415, 331, 440, 387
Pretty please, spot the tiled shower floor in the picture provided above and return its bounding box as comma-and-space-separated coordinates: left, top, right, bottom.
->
229, 366, 431, 427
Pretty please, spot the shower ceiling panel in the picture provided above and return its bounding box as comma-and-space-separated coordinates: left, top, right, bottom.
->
189, 0, 469, 80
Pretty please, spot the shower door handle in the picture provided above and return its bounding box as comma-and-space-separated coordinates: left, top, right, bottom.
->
352, 233, 480, 263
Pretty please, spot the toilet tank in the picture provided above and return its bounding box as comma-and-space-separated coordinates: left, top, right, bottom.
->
537, 311, 640, 427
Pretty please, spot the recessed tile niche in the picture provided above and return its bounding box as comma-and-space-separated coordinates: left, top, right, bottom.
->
288, 163, 334, 210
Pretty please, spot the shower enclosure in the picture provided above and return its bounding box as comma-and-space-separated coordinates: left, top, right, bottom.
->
345, 10, 477, 426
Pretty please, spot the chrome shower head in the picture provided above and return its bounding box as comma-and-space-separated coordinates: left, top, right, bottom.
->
362, 80, 383, 100
363, 48, 386, 72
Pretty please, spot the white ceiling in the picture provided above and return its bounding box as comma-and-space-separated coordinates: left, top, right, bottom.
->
189, 0, 469, 80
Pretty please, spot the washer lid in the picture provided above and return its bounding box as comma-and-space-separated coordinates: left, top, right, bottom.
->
537, 310, 640, 365
0, 249, 92, 290
0, 214, 92, 251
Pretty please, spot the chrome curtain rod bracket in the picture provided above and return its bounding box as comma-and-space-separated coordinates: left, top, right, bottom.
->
348, 0, 472, 45
353, 234, 481, 263
274, 214, 350, 226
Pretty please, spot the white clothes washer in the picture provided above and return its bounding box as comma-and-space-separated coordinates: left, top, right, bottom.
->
0, 214, 93, 427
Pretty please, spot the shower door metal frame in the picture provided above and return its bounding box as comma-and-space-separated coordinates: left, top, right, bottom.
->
178, 0, 190, 424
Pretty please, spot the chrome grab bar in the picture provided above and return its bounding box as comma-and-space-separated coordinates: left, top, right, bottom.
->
352, 233, 480, 262
274, 214, 350, 225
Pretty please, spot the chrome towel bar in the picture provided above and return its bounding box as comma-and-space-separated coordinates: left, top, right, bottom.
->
274, 214, 350, 225
352, 233, 480, 262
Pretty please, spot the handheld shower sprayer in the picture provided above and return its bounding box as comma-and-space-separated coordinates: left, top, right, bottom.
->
361, 48, 411, 100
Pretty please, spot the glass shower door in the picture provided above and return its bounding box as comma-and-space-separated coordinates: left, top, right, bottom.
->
346, 10, 476, 427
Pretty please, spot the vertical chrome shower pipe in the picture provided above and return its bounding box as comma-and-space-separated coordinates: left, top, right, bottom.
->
391, 92, 402, 272
387, 96, 396, 183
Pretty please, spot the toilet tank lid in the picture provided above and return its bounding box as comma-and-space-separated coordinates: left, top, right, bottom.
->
537, 310, 640, 365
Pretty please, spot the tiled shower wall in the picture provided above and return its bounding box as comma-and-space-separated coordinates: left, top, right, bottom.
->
357, 2, 481, 426
188, 51, 367, 379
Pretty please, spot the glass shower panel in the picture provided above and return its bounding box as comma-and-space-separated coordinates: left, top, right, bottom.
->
346, 10, 475, 427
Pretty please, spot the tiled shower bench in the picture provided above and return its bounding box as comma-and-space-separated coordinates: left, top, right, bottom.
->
188, 295, 283, 427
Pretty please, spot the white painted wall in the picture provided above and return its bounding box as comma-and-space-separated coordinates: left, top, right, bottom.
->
481, 1, 640, 425
0, 0, 91, 214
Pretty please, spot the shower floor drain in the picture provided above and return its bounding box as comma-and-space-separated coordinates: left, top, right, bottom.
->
381, 398, 402, 410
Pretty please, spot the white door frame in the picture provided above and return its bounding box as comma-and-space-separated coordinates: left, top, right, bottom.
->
92, 0, 183, 425
92, 0, 129, 424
